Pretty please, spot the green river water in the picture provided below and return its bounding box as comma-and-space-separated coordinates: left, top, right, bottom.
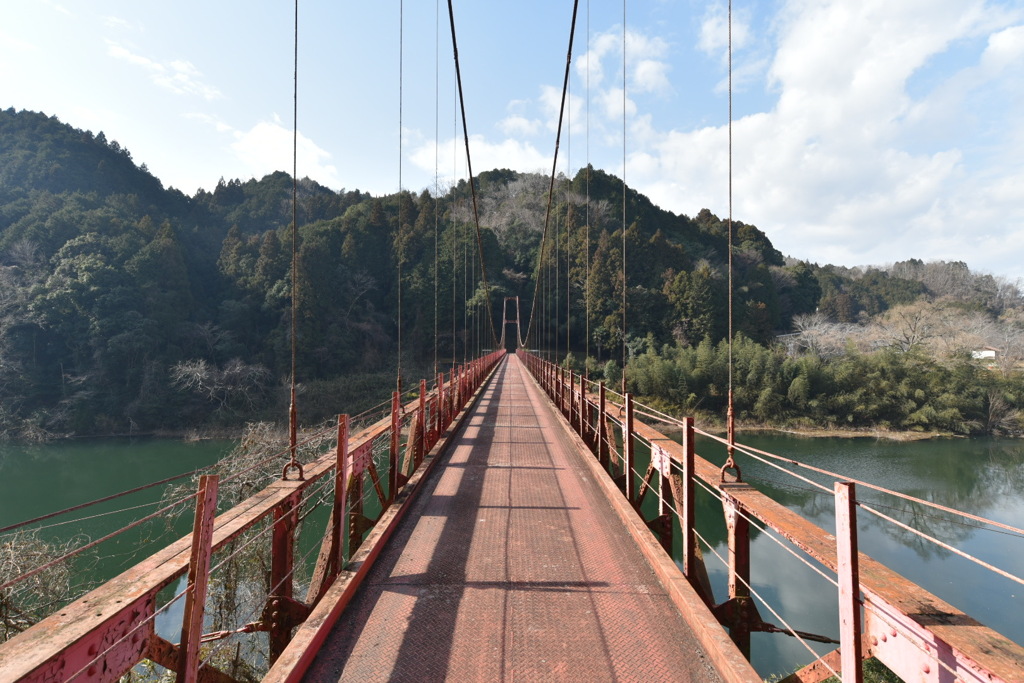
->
0, 434, 1021, 679
690, 432, 1024, 678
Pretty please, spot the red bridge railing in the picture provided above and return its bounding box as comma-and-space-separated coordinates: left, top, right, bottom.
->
520, 350, 1024, 683
0, 351, 505, 682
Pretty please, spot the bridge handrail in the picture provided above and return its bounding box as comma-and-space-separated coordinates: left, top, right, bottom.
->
0, 351, 505, 682
520, 351, 1024, 683
694, 426, 1024, 537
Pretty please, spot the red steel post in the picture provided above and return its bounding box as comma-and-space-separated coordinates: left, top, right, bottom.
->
417, 379, 427, 467
556, 366, 562, 413
578, 372, 587, 440
564, 370, 572, 424
681, 417, 696, 579
390, 391, 400, 499
437, 372, 445, 434
598, 382, 608, 468
178, 474, 218, 683
454, 367, 460, 408
835, 481, 864, 683
567, 371, 576, 427
565, 369, 571, 417
445, 371, 453, 424
269, 490, 300, 662
624, 393, 635, 502
334, 415, 349, 571
724, 497, 752, 658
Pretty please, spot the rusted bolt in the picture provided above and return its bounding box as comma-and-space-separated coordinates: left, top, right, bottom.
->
272, 599, 280, 607
272, 611, 280, 619
880, 634, 887, 642
922, 663, 931, 674
272, 622, 279, 630
890, 629, 897, 637
871, 636, 878, 646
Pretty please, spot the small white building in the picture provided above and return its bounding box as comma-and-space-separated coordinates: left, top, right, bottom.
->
971, 346, 999, 360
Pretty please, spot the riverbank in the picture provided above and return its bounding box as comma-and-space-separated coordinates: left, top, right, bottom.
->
745, 426, 954, 441
648, 409, 960, 442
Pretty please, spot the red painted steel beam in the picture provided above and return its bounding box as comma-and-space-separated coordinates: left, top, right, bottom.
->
622, 400, 1024, 683
834, 482, 863, 683
0, 355, 506, 683
178, 475, 218, 683
525, 351, 1024, 683
263, 352, 506, 682
517, 357, 761, 683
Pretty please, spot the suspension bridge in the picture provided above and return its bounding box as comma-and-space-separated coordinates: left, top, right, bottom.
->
2, 341, 1023, 682
2, 2, 1024, 682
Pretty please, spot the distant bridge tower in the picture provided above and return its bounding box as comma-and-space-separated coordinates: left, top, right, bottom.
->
501, 296, 523, 351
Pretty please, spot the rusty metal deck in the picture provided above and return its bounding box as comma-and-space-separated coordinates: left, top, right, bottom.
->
303, 354, 722, 682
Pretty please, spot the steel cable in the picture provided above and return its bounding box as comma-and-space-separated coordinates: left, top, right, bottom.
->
445, 0, 500, 349
521, 0, 581, 349
0, 466, 214, 536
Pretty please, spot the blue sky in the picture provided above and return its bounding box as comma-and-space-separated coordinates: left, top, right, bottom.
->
2, 1, 1022, 280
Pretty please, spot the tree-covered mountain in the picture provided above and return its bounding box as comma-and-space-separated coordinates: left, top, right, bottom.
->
1, 108, 1021, 437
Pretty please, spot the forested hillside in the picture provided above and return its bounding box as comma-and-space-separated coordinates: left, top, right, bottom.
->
2, 108, 1022, 438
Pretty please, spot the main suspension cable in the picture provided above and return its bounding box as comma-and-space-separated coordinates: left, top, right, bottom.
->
620, 0, 628, 394
433, 0, 440, 377
452, 75, 458, 369
566, 78, 572, 363
286, 0, 300, 476
521, 0, 581, 349
397, 0, 405, 392
556, 211, 560, 361
446, 0, 500, 350
585, 0, 591, 364
723, 0, 739, 480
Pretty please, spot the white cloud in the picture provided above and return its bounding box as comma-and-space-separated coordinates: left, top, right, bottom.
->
184, 112, 233, 133
410, 135, 549, 182
231, 120, 341, 187
698, 4, 752, 59
981, 24, 1024, 70
597, 87, 637, 123
0, 28, 37, 54
106, 41, 222, 100
576, 28, 671, 96
537, 85, 587, 137
576, 32, 619, 88
499, 115, 540, 137
104, 16, 133, 31
620, 0, 1024, 278
633, 59, 671, 94
40, 0, 72, 17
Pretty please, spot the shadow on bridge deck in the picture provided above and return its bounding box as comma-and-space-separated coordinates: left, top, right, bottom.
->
302, 355, 724, 682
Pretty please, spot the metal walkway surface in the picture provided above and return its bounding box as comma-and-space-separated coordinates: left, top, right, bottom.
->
303, 354, 722, 682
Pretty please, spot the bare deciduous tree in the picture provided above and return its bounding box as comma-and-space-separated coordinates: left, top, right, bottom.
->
1, 532, 83, 643
171, 359, 273, 413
